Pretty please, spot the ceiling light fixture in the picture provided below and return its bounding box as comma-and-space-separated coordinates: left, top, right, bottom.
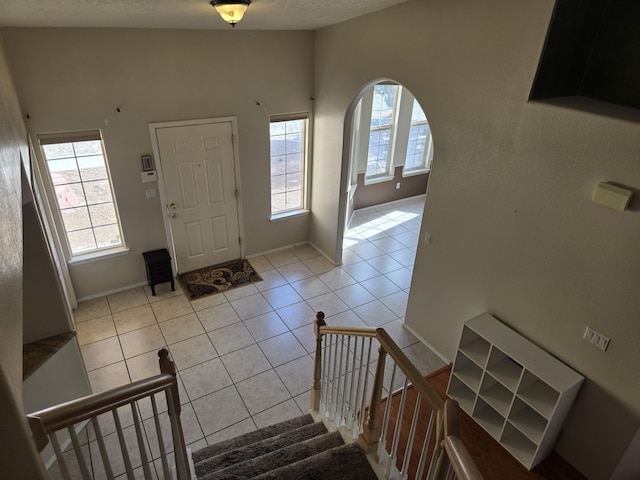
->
210, 0, 251, 28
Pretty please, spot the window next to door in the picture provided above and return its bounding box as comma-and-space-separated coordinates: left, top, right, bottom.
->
38, 130, 128, 263
269, 114, 310, 220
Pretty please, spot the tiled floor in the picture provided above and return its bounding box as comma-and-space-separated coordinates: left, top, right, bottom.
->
70, 194, 444, 476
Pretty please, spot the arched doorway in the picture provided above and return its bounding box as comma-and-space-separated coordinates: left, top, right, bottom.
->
337, 80, 434, 264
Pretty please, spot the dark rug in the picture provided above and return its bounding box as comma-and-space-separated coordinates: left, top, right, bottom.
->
178, 259, 262, 299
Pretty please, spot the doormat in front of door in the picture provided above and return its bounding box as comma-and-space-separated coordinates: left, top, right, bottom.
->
178, 259, 262, 300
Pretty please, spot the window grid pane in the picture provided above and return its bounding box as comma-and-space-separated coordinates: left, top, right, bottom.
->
405, 99, 432, 172
367, 85, 398, 178
42, 138, 123, 255
270, 117, 307, 215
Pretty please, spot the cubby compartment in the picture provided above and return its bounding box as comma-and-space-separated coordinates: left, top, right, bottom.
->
501, 422, 537, 468
473, 397, 505, 438
479, 373, 513, 417
452, 350, 483, 392
458, 327, 491, 367
517, 371, 559, 419
447, 374, 476, 415
447, 314, 584, 470
486, 347, 522, 391
509, 397, 547, 444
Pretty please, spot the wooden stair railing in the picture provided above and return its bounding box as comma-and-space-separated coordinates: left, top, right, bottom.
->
311, 311, 483, 480
27, 348, 190, 480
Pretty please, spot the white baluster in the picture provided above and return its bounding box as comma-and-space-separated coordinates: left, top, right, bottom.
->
113, 408, 135, 479
388, 376, 409, 479
130, 402, 153, 479
49, 432, 71, 480
419, 411, 436, 480
399, 396, 422, 480
151, 393, 171, 479
67, 425, 91, 480
91, 416, 115, 480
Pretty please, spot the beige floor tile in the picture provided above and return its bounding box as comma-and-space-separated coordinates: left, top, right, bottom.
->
305, 292, 349, 318
196, 302, 241, 332
192, 386, 250, 436
107, 287, 149, 313
235, 370, 290, 415
112, 304, 157, 335
81, 336, 124, 371
245, 255, 273, 273
360, 276, 401, 298
384, 267, 413, 290
291, 325, 316, 354
151, 296, 193, 322
167, 334, 217, 370
252, 399, 303, 429
264, 249, 299, 268
293, 390, 311, 415
242, 311, 288, 342
180, 358, 232, 401
275, 301, 316, 331
261, 284, 303, 310
259, 332, 307, 367
190, 292, 227, 312
402, 342, 446, 376
223, 284, 259, 302
341, 261, 380, 282
220, 344, 271, 383
334, 283, 376, 308
277, 261, 314, 283
73, 297, 111, 323
127, 350, 164, 382
120, 324, 167, 359
317, 268, 357, 290
208, 322, 255, 355
380, 290, 409, 317
379, 319, 418, 349
275, 355, 314, 397
254, 269, 287, 292
290, 243, 320, 261
159, 312, 205, 344
353, 300, 397, 327
143, 282, 182, 303
88, 361, 130, 393
229, 293, 273, 321
302, 255, 336, 275
290, 277, 331, 300
76, 314, 117, 345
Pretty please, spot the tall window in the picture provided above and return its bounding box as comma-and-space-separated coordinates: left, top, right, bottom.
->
269, 115, 308, 217
404, 99, 433, 173
367, 85, 399, 179
39, 131, 124, 257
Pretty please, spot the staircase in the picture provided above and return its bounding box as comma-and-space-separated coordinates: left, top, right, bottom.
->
192, 414, 378, 480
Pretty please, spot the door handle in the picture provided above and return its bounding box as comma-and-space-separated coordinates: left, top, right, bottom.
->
169, 203, 177, 209
171, 213, 178, 219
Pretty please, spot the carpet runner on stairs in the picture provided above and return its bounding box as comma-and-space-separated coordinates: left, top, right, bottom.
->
192, 414, 379, 480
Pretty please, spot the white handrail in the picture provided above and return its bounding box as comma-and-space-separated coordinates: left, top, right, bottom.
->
27, 349, 191, 480
311, 311, 483, 480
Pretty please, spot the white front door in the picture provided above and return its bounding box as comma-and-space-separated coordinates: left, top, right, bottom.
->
156, 121, 240, 273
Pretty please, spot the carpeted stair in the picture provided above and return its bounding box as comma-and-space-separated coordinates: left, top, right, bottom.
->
192, 414, 379, 480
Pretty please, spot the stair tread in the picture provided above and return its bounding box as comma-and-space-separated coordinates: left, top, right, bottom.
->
251, 442, 379, 480
192, 414, 314, 463
198, 431, 344, 480
194, 421, 328, 475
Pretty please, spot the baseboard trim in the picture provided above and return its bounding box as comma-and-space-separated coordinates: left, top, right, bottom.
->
76, 281, 149, 303
246, 241, 339, 266
402, 322, 451, 365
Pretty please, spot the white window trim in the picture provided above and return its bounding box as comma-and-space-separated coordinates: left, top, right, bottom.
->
269, 113, 310, 220
35, 130, 127, 263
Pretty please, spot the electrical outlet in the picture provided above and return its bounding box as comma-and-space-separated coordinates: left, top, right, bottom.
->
396, 182, 401, 190
583, 326, 610, 351
424, 233, 432, 244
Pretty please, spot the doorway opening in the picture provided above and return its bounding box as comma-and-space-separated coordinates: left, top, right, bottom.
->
339, 80, 434, 264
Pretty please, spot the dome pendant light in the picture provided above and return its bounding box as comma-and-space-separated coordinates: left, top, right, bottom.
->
210, 0, 251, 28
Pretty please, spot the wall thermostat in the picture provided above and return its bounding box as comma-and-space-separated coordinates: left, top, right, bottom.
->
141, 154, 153, 172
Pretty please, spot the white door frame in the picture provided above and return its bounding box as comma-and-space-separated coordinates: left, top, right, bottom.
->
149, 117, 245, 273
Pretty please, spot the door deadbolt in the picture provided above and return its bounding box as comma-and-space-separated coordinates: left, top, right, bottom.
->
169, 203, 177, 209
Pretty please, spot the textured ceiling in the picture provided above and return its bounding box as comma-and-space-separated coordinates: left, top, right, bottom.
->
0, 0, 409, 30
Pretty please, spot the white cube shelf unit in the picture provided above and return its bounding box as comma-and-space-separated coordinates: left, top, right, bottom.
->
447, 313, 583, 470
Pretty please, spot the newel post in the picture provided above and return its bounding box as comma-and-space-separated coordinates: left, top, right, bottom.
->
159, 348, 189, 480
359, 344, 386, 453
310, 311, 326, 413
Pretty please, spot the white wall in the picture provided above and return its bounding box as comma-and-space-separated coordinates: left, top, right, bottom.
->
311, 0, 640, 478
2, 28, 315, 298
0, 39, 48, 480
